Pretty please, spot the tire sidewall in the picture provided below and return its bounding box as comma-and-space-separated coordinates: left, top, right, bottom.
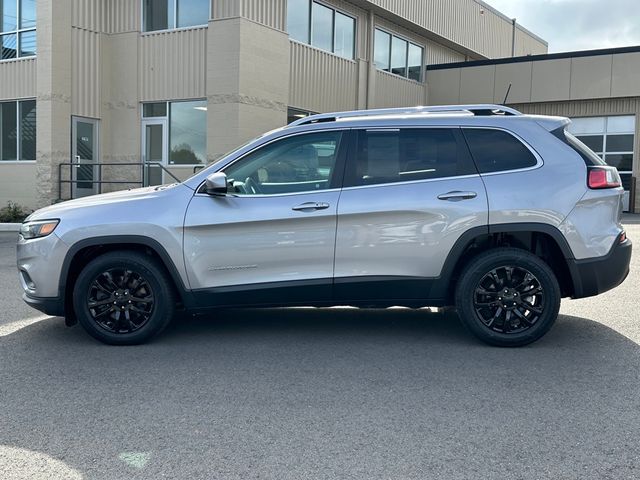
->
73, 252, 174, 345
455, 249, 561, 347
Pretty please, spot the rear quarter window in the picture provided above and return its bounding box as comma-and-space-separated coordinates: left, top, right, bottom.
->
463, 129, 538, 174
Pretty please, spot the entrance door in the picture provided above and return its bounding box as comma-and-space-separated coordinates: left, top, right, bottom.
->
142, 119, 168, 186
71, 117, 100, 198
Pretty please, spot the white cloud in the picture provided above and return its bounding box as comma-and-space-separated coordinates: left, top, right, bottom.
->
483, 0, 640, 53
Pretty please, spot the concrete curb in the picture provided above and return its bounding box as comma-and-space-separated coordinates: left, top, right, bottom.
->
0, 223, 21, 232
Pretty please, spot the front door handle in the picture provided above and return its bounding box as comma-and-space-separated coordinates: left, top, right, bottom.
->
437, 191, 478, 201
292, 202, 330, 212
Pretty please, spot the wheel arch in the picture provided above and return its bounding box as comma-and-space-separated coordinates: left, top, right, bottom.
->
60, 236, 191, 323
437, 223, 579, 301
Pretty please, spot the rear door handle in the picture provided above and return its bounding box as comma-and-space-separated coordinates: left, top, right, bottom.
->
292, 202, 330, 212
437, 191, 478, 201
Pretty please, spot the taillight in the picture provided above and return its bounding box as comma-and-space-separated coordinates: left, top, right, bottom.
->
588, 167, 621, 189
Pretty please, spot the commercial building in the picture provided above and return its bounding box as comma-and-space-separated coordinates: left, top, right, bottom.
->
427, 45, 640, 212
0, 0, 547, 209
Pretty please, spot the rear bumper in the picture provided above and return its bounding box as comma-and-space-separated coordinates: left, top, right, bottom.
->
569, 238, 632, 299
22, 292, 65, 317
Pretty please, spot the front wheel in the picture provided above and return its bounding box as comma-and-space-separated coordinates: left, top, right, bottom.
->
455, 248, 561, 347
73, 251, 175, 345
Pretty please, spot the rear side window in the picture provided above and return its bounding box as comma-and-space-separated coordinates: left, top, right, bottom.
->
346, 128, 477, 187
463, 129, 538, 174
551, 127, 606, 166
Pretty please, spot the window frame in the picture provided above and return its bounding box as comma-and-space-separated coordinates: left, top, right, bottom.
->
342, 126, 480, 189
287, 0, 357, 61
373, 27, 424, 83
0, 98, 36, 163
570, 115, 635, 175
197, 128, 351, 197
0, 0, 36, 61
141, 0, 211, 34
461, 127, 543, 176
140, 99, 208, 166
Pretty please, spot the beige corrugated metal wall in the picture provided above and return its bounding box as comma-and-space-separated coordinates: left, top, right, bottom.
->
0, 59, 37, 100
105, 0, 140, 34
364, 0, 546, 59
373, 70, 426, 108
289, 41, 359, 112
72, 28, 102, 118
72, 0, 106, 32
138, 28, 208, 101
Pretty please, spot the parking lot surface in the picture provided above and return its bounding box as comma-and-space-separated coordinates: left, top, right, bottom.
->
1, 222, 640, 479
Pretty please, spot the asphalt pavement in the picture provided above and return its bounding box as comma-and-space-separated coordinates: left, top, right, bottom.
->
1, 223, 640, 480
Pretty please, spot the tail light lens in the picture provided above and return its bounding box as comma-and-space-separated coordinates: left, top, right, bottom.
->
588, 167, 621, 189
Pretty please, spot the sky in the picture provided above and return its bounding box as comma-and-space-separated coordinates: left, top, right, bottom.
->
483, 0, 640, 53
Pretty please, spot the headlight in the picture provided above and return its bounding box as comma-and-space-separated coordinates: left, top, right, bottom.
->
20, 220, 59, 240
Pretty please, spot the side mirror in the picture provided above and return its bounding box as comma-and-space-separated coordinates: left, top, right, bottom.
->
204, 172, 228, 196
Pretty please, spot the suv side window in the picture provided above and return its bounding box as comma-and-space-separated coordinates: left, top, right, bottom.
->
223, 131, 344, 195
463, 129, 538, 174
346, 128, 477, 187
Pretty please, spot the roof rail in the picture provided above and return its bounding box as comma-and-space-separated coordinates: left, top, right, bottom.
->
289, 104, 522, 127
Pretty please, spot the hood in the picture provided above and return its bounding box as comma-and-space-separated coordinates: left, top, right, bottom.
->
27, 184, 189, 221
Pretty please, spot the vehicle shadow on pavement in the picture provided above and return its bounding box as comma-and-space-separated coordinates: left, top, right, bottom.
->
1, 310, 640, 480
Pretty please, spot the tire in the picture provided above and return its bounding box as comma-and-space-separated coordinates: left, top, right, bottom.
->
454, 248, 561, 347
73, 250, 175, 345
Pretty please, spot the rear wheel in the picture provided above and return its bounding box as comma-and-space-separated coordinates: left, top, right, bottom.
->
455, 248, 561, 347
73, 251, 175, 345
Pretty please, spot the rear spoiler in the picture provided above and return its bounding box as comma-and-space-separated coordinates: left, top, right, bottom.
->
533, 115, 571, 132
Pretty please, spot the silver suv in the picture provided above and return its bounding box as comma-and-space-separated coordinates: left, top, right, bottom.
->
17, 105, 631, 346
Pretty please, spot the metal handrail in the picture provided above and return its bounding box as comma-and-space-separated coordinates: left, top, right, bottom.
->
57, 161, 182, 201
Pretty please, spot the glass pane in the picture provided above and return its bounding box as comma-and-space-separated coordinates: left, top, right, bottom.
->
20, 0, 35, 29
605, 154, 633, 172
351, 129, 475, 186
575, 135, 603, 153
464, 129, 537, 173
0, 102, 17, 161
569, 117, 605, 135
170, 100, 206, 165
143, 102, 168, 118
177, 0, 209, 28
606, 134, 634, 153
143, 0, 173, 32
76, 122, 94, 161
391, 36, 408, 77
1, 0, 17, 32
145, 124, 164, 186
1, 32, 16, 59
311, 2, 333, 52
607, 115, 635, 134
19, 100, 35, 160
334, 12, 354, 59
287, 0, 310, 43
19, 29, 35, 57
374, 29, 390, 71
407, 43, 423, 82
224, 131, 343, 195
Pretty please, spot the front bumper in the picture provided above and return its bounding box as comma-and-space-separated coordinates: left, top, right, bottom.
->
22, 292, 65, 317
569, 238, 632, 299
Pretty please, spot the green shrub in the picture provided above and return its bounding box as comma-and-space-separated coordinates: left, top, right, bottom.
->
0, 202, 32, 223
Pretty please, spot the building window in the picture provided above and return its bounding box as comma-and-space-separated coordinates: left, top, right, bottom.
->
569, 115, 636, 211
0, 99, 36, 161
287, 0, 356, 60
0, 0, 36, 59
142, 100, 207, 165
143, 0, 209, 32
374, 28, 423, 82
